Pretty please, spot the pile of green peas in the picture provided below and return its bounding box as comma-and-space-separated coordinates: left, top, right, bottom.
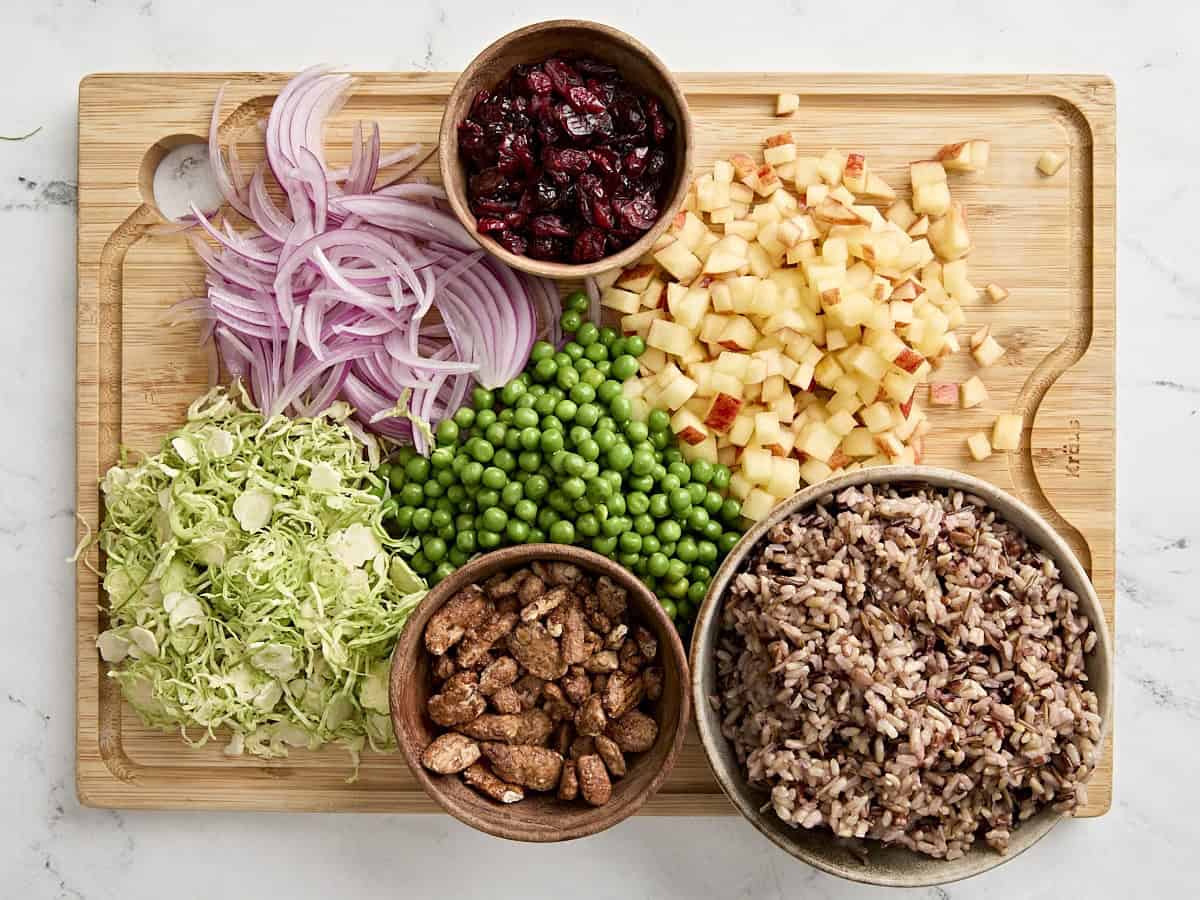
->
372, 290, 744, 626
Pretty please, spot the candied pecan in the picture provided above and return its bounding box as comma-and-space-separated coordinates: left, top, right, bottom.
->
514, 708, 555, 746
517, 574, 547, 606
607, 710, 658, 753
605, 623, 629, 650
421, 733, 482, 774
428, 672, 486, 726
577, 754, 612, 806
569, 735, 596, 759
462, 762, 524, 803
541, 683, 575, 722
583, 597, 612, 634
478, 656, 519, 696
584, 649, 619, 673
481, 743, 563, 791
458, 713, 521, 742
485, 569, 528, 599
591, 673, 609, 694
557, 759, 580, 800
432, 654, 458, 683
520, 586, 570, 622
595, 576, 628, 620
643, 666, 664, 702
513, 673, 545, 710
458, 610, 519, 668
491, 685, 524, 715
560, 604, 592, 665
618, 638, 645, 674
508, 621, 567, 679
575, 694, 607, 736
594, 734, 626, 778
534, 561, 584, 587
603, 670, 644, 719
495, 596, 520, 616
553, 721, 575, 757
560, 666, 592, 705
633, 625, 658, 661
425, 585, 489, 655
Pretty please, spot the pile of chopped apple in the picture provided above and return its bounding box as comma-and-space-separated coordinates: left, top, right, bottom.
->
598, 135, 1006, 522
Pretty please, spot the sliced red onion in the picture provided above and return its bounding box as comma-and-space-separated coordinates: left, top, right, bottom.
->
189, 66, 559, 451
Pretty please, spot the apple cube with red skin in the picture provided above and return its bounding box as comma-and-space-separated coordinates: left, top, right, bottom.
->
616, 264, 656, 293
929, 382, 959, 406
704, 393, 743, 432
671, 408, 709, 445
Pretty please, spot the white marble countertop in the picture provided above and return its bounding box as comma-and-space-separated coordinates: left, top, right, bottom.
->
2, 0, 1197, 896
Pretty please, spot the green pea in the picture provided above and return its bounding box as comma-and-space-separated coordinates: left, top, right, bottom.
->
468, 441, 492, 464
564, 290, 589, 313
368, 478, 389, 499
596, 415, 616, 432
461, 461, 484, 485
609, 396, 632, 423
412, 507, 433, 532
430, 561, 454, 584
477, 466, 503, 491
628, 474, 654, 493
431, 509, 452, 530
514, 425, 538, 452
530, 340, 555, 362
650, 430, 670, 450
499, 481, 522, 507
557, 452, 581, 477
677, 536, 699, 563
690, 564, 712, 583
560, 309, 583, 333
607, 493, 626, 517
610, 338, 628, 357
633, 513, 656, 536
448, 547, 470, 568
648, 493, 670, 518
537, 508, 560, 530
703, 490, 724, 515
666, 559, 688, 582
625, 335, 646, 357
616, 551, 640, 568
687, 507, 711, 532
631, 449, 655, 476
647, 408, 671, 434
560, 477, 585, 500
454, 406, 477, 429
596, 326, 617, 346
540, 415, 564, 434
472, 387, 494, 411
423, 480, 444, 499
687, 482, 708, 504
563, 342, 585, 362
576, 321, 600, 346
687, 580, 708, 604
455, 529, 477, 553
721, 498, 743, 524
431, 448, 454, 471
423, 536, 447, 562
595, 430, 618, 453
577, 437, 600, 461
582, 365, 607, 387
518, 451, 542, 473
476, 489, 499, 510
584, 342, 608, 363
600, 515, 628, 538
594, 380, 620, 405
664, 577, 689, 600
627, 492, 650, 516
497, 381, 523, 407
549, 520, 576, 544
524, 474, 549, 500
657, 519, 682, 543
497, 448, 519, 471
667, 461, 690, 484
548, 490, 572, 515
479, 507, 507, 532
478, 529, 501, 549
592, 535, 618, 556
703, 519, 724, 541
696, 540, 718, 564
400, 483, 423, 506
504, 429, 522, 452
475, 409, 497, 430
554, 399, 578, 422
506, 519, 530, 543
402, 456, 427, 482
409, 551, 432, 575
436, 419, 459, 446
533, 393, 557, 417
577, 513, 600, 537
587, 478, 612, 502
393, 506, 414, 530
607, 443, 634, 471
718, 531, 741, 554
565, 380, 593, 406
661, 473, 681, 493
648, 552, 670, 577
619, 531, 643, 554
510, 405, 536, 428
641, 534, 661, 555
711, 464, 731, 490
611, 354, 638, 381
534, 357, 558, 382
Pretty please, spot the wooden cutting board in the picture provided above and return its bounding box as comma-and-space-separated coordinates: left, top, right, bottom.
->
76, 72, 1115, 815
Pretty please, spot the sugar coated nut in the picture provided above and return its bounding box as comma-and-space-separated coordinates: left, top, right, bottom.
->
607, 710, 658, 753
575, 694, 607, 736
594, 734, 627, 778
603, 670, 645, 719
514, 708, 555, 746
481, 742, 564, 792
421, 733, 482, 774
457, 610, 519, 668
558, 759, 580, 800
478, 656, 519, 696
508, 621, 568, 680
490, 685, 524, 715
577, 754, 613, 806
462, 762, 524, 804
425, 585, 489, 655
458, 713, 522, 743
428, 672, 486, 726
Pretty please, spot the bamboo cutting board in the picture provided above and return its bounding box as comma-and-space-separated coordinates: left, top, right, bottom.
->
76, 73, 1115, 815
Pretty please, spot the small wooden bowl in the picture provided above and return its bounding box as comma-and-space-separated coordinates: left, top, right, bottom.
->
690, 466, 1114, 887
438, 19, 694, 280
390, 543, 690, 842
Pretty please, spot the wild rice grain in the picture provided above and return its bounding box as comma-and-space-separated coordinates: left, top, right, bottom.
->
715, 484, 1101, 860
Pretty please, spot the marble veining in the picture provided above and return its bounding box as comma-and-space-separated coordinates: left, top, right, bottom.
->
2, 0, 1198, 897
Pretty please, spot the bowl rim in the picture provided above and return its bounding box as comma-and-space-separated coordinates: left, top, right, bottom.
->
390, 542, 691, 842
689, 465, 1114, 887
437, 18, 695, 280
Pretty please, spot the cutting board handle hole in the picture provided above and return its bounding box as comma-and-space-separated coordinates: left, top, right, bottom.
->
139, 134, 222, 222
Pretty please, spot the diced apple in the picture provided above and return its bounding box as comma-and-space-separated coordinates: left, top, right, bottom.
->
646, 318, 693, 356
703, 235, 750, 274
775, 93, 800, 116
842, 153, 868, 192
659, 373, 699, 410
742, 447, 773, 483
973, 335, 1006, 368
934, 141, 972, 172
967, 140, 990, 172
797, 421, 841, 463
740, 488, 776, 522
966, 431, 993, 461
620, 309, 662, 336
986, 283, 1009, 303
960, 375, 988, 408
929, 382, 959, 406
913, 182, 952, 217
874, 431, 905, 458
763, 133, 798, 165
1037, 150, 1066, 176
704, 392, 743, 432
862, 173, 896, 201
885, 199, 918, 230
799, 457, 834, 486
654, 239, 702, 282
766, 456, 801, 497
729, 413, 755, 446
910, 160, 947, 188
601, 287, 641, 315
992, 413, 1022, 451
728, 472, 754, 501
907, 216, 930, 237
840, 427, 876, 457
640, 277, 666, 309
671, 408, 709, 445
928, 202, 972, 261
860, 401, 893, 433
817, 149, 847, 186
805, 183, 830, 207
718, 316, 761, 351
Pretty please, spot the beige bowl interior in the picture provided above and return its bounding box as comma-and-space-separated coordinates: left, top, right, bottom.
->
690, 465, 1113, 887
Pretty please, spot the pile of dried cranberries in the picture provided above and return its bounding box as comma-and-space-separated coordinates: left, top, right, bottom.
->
457, 54, 675, 264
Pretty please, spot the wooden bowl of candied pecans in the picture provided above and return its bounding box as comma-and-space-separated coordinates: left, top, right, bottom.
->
390, 543, 690, 841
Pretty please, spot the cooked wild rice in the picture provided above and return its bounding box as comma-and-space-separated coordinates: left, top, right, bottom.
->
714, 484, 1102, 860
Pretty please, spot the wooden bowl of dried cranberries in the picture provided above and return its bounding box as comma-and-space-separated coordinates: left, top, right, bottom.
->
390, 543, 690, 841
439, 19, 694, 278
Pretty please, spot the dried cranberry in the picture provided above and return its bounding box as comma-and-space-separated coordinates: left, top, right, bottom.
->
503, 210, 527, 229
531, 214, 572, 238
469, 89, 491, 116
572, 227, 608, 262
566, 84, 607, 114
613, 198, 658, 231
525, 66, 553, 95
645, 96, 670, 143
533, 179, 560, 210
476, 217, 507, 234
571, 57, 617, 78
469, 167, 509, 198
622, 146, 650, 178
543, 147, 592, 174
497, 230, 527, 256
543, 58, 583, 96
644, 148, 668, 178
611, 95, 645, 136
587, 147, 619, 176
471, 197, 516, 216
529, 236, 567, 260
586, 78, 616, 106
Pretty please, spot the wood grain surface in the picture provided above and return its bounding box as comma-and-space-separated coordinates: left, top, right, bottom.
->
76, 72, 1115, 815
